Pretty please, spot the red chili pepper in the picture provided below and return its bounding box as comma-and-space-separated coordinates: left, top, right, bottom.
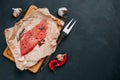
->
48, 54, 68, 71
55, 54, 68, 67
48, 59, 59, 71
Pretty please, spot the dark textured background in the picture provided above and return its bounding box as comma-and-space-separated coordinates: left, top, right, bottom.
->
0, 0, 120, 80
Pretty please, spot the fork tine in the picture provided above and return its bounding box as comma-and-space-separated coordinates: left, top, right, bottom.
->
67, 20, 77, 33
63, 19, 77, 34
63, 18, 74, 30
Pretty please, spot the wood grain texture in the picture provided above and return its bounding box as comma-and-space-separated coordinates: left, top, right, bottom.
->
3, 5, 63, 73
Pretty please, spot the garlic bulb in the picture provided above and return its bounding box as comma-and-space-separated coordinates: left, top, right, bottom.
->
58, 7, 68, 17
12, 8, 22, 17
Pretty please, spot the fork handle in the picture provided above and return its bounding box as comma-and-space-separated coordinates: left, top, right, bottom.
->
57, 33, 64, 45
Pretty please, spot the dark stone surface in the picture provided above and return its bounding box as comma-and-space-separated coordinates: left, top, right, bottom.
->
0, 0, 120, 80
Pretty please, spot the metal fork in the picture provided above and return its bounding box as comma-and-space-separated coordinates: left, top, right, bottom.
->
41, 18, 77, 70
57, 18, 77, 44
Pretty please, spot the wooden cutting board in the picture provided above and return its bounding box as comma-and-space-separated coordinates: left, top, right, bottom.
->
3, 5, 63, 73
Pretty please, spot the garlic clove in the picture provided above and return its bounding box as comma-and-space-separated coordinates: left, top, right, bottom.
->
23, 60, 27, 66
12, 8, 22, 17
56, 54, 64, 61
58, 7, 68, 17
18, 56, 25, 62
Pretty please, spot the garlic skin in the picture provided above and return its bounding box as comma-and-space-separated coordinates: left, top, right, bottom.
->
56, 54, 64, 61
12, 8, 22, 17
58, 7, 68, 17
